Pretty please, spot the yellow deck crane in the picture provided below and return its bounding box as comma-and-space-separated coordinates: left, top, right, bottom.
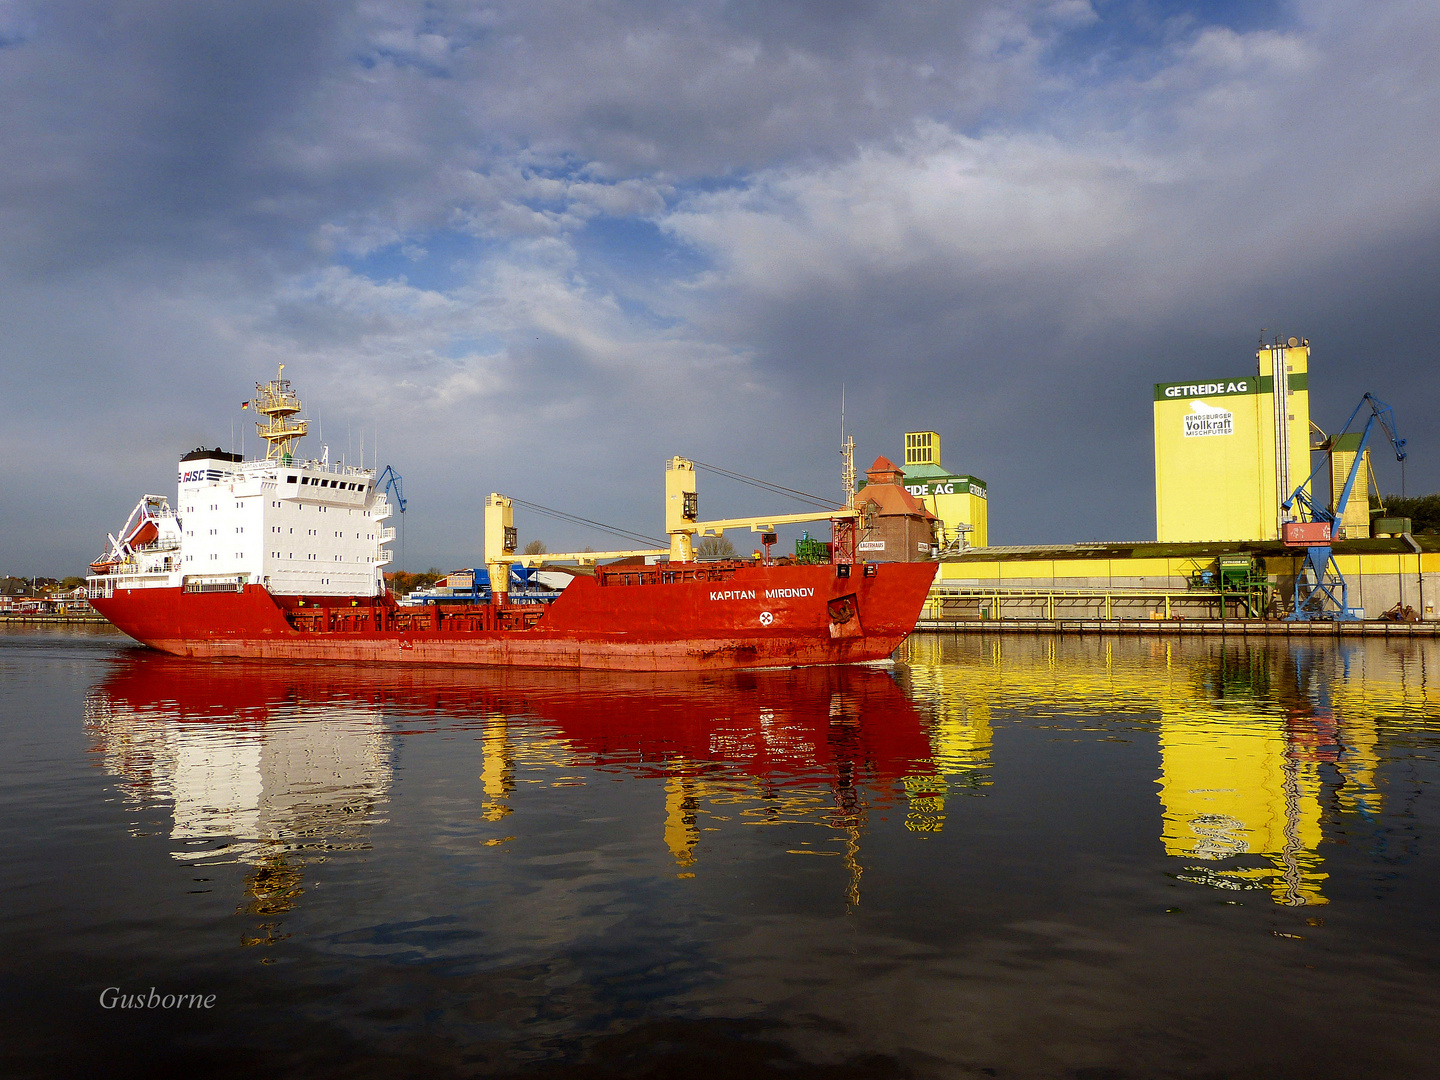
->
484, 457, 857, 599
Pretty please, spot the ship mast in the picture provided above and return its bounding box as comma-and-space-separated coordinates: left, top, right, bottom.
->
252, 364, 309, 462
840, 386, 856, 501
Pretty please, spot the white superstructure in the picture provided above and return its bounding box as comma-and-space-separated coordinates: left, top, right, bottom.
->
89, 369, 395, 599
176, 449, 394, 595
89, 451, 394, 598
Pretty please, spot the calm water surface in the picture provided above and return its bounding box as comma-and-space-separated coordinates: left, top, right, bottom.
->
2, 626, 1438, 1078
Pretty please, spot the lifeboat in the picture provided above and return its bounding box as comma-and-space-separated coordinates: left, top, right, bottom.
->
91, 510, 160, 576
125, 520, 159, 549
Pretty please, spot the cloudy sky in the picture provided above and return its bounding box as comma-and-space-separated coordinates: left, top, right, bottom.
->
3, 0, 1438, 573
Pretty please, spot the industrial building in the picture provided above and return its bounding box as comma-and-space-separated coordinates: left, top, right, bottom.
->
930, 538, 1437, 623
856, 430, 987, 550
926, 335, 1439, 625
849, 457, 938, 562
1153, 338, 1313, 543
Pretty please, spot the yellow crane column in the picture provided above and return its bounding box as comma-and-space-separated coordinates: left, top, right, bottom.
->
666, 457, 698, 563
485, 494, 516, 604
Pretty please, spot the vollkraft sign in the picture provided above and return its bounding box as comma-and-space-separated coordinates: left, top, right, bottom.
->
1183, 401, 1234, 437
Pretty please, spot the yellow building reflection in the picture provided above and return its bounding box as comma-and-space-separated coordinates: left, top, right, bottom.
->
901, 635, 1431, 906
899, 639, 995, 836
1158, 708, 1329, 904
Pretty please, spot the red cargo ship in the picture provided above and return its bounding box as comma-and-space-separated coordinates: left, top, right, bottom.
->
88, 370, 936, 670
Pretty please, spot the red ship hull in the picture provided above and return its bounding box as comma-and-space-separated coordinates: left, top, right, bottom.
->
91, 561, 937, 671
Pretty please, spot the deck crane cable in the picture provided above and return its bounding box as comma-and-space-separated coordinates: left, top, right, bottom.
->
506, 497, 667, 548
688, 460, 841, 511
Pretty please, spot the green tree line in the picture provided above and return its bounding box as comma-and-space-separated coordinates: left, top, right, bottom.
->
384, 568, 445, 596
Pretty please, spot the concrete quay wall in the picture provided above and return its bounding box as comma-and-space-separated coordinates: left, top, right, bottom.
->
913, 618, 1440, 636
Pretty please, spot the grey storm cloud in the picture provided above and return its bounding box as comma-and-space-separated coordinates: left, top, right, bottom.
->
2, 0, 1439, 573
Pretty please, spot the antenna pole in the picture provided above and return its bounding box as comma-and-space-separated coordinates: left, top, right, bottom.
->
839, 384, 855, 502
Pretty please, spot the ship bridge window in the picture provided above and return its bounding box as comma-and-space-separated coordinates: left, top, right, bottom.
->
286, 476, 297, 484
301, 477, 310, 485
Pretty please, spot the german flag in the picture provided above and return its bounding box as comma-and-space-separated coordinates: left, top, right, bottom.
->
241, 400, 250, 410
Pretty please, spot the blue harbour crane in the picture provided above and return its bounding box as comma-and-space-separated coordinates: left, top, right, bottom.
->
1280, 393, 1406, 621
376, 464, 407, 571
376, 464, 407, 514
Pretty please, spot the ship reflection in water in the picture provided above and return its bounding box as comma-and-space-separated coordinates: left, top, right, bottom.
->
11, 631, 1436, 1076
81, 636, 1427, 923
84, 661, 395, 943
82, 654, 989, 921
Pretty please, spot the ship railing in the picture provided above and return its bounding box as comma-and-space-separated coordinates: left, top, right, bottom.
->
234, 457, 376, 480
133, 538, 181, 553
183, 575, 246, 594
377, 527, 396, 542
87, 573, 171, 596
376, 550, 394, 566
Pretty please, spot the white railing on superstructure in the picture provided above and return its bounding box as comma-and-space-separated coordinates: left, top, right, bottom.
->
227, 458, 378, 480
